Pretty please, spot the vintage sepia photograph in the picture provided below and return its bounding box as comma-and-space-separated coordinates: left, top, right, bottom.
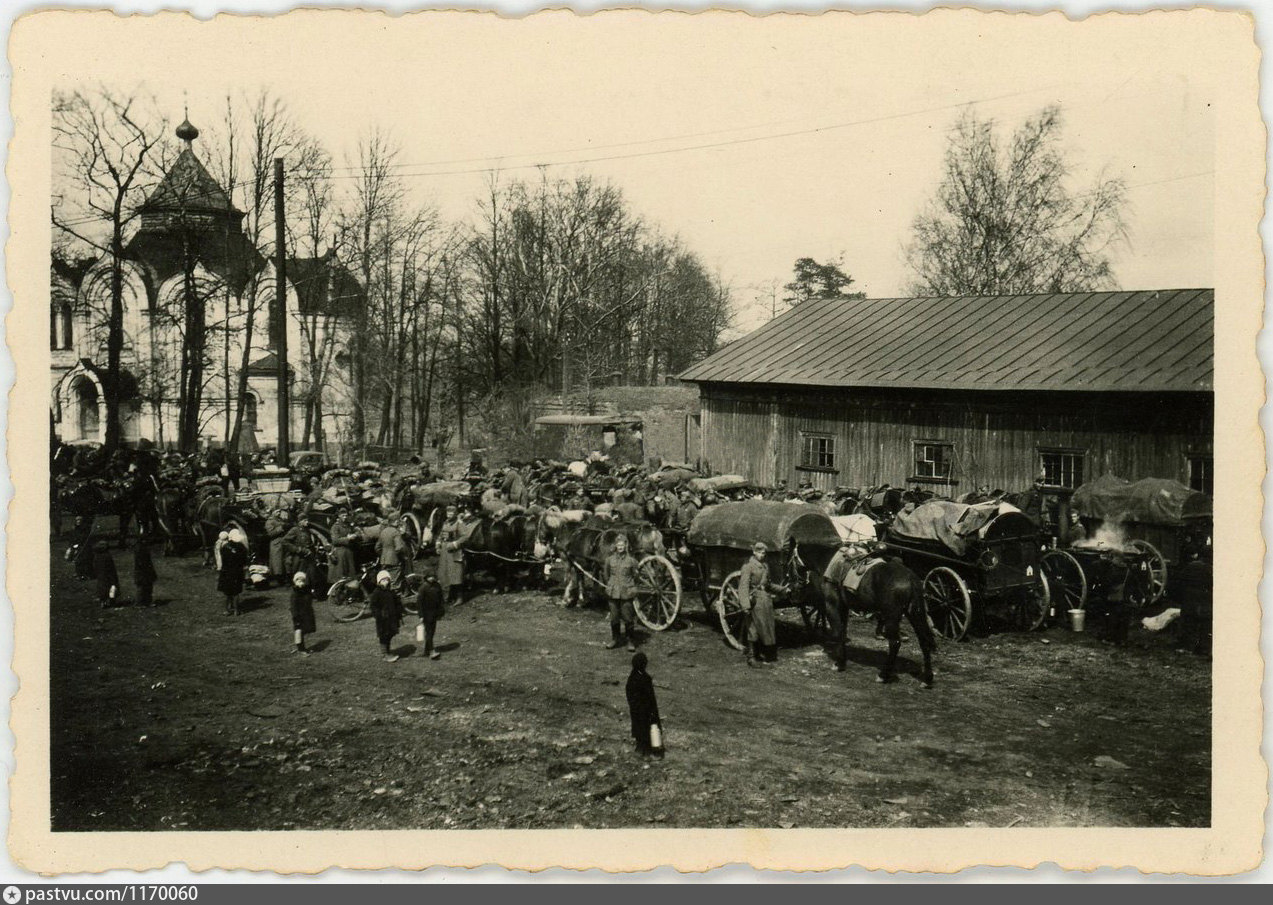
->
6, 8, 1265, 875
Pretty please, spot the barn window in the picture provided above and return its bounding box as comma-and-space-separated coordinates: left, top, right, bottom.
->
798, 432, 836, 471
1039, 448, 1085, 490
1187, 455, 1213, 496
912, 441, 955, 484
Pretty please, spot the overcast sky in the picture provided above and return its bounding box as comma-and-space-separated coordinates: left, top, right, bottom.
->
53, 10, 1215, 334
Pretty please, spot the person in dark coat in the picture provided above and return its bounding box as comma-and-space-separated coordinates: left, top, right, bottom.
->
281, 518, 316, 586
1174, 551, 1213, 656
73, 518, 97, 580
738, 542, 777, 666
218, 529, 249, 616
369, 570, 403, 662
290, 571, 316, 655
92, 540, 118, 609
603, 536, 640, 651
415, 573, 446, 660
133, 537, 157, 607
625, 652, 663, 758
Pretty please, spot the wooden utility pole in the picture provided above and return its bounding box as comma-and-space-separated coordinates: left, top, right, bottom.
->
273, 157, 291, 461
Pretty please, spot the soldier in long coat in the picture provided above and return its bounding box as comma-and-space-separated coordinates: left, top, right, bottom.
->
435, 505, 466, 603
328, 511, 359, 583
738, 542, 777, 667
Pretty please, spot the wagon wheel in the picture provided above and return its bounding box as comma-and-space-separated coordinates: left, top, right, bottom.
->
398, 571, 424, 615
306, 526, 332, 591
400, 530, 421, 565
716, 570, 746, 650
633, 554, 682, 631
1009, 571, 1052, 633
327, 578, 368, 622
1040, 549, 1088, 615
1128, 540, 1168, 606
399, 513, 422, 557
923, 566, 973, 641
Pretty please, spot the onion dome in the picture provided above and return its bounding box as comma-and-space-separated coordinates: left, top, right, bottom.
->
175, 118, 199, 144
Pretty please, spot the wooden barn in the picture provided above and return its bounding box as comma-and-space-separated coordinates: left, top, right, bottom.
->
679, 289, 1214, 503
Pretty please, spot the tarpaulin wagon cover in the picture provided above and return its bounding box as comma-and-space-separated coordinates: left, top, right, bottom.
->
686, 500, 840, 552
1071, 474, 1211, 526
889, 499, 1030, 557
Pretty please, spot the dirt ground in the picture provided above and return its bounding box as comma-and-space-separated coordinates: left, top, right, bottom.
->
50, 532, 1210, 831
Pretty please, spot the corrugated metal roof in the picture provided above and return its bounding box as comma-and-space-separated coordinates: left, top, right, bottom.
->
679, 289, 1213, 392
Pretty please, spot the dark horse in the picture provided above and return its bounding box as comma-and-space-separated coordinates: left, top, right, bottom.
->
58, 475, 140, 547
461, 510, 546, 593
822, 556, 936, 687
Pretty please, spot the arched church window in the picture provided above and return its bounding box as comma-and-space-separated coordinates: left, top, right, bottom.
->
60, 303, 73, 350
75, 378, 99, 440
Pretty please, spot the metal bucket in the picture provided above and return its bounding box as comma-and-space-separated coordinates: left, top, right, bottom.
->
1068, 609, 1086, 632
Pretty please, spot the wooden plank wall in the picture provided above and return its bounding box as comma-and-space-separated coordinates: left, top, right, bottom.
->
698, 383, 1213, 492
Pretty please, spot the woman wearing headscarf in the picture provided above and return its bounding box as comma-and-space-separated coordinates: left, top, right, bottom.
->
264, 508, 290, 584
290, 571, 316, 656
625, 652, 663, 758
218, 528, 249, 616
328, 510, 358, 584
369, 570, 403, 662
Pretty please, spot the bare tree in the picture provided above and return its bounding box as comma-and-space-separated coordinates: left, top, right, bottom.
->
51, 87, 164, 449
905, 105, 1128, 296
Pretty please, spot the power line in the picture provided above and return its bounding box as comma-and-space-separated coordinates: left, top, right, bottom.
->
317, 84, 1065, 174
301, 86, 1071, 182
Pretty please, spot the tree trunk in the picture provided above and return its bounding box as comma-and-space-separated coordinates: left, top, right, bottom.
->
103, 228, 125, 450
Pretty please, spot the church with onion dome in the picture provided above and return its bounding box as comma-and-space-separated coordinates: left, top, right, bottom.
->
51, 114, 363, 453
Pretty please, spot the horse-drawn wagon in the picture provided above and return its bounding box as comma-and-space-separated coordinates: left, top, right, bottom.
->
684, 500, 842, 649
881, 499, 1051, 640
1039, 475, 1212, 613
557, 516, 682, 632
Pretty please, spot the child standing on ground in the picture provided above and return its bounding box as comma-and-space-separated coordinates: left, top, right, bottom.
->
625, 652, 664, 758
369, 570, 403, 662
415, 573, 445, 660
290, 572, 316, 655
